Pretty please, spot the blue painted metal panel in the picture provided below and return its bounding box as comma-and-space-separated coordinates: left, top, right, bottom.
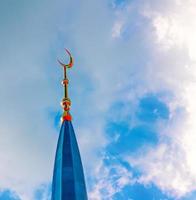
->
52, 121, 88, 200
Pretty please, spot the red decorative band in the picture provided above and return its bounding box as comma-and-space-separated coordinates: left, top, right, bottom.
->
63, 114, 72, 121
63, 106, 70, 111
62, 101, 71, 106
61, 79, 69, 85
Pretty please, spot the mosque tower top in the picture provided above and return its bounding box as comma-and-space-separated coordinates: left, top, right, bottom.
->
51, 49, 88, 200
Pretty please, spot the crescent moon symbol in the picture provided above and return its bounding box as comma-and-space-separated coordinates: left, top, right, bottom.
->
58, 49, 74, 68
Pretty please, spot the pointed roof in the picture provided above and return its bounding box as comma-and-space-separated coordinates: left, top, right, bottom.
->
51, 120, 88, 200
51, 49, 87, 199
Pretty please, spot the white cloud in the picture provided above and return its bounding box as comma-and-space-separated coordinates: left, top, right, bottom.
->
112, 20, 125, 39
119, 0, 196, 198
89, 157, 135, 200
74, 0, 196, 198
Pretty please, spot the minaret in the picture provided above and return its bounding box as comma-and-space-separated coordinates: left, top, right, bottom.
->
51, 49, 88, 200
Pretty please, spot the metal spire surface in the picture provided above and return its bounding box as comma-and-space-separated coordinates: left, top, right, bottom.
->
51, 50, 88, 200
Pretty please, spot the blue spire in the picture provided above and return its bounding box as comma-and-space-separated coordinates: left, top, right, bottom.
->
51, 121, 88, 200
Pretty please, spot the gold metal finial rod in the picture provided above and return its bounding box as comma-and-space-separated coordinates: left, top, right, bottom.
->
63, 66, 68, 98
58, 49, 74, 122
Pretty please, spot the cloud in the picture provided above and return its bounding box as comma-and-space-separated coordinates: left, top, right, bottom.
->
0, 190, 20, 200
107, 0, 196, 198
87, 0, 196, 198
112, 19, 125, 39
88, 155, 135, 200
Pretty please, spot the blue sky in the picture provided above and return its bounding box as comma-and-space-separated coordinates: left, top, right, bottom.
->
1, 0, 196, 199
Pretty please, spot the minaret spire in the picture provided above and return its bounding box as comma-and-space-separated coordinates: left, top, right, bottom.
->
52, 49, 88, 200
58, 49, 74, 122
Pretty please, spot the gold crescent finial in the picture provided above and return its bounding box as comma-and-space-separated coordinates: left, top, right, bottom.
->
58, 49, 74, 68
58, 49, 74, 122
